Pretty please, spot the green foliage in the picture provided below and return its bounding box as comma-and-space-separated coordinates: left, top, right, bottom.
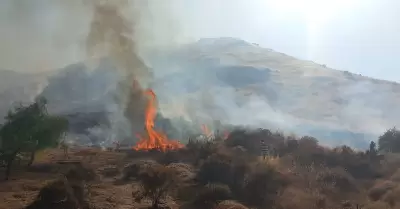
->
0, 97, 68, 179
378, 128, 400, 153
0, 97, 68, 151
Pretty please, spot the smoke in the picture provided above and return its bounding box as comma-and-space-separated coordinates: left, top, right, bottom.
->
0, 0, 90, 71
3, 0, 395, 149
0, 0, 187, 71
337, 80, 398, 135
82, 1, 196, 145
0, 0, 193, 145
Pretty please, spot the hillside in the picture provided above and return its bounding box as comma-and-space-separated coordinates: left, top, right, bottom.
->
150, 38, 400, 147
1, 38, 400, 148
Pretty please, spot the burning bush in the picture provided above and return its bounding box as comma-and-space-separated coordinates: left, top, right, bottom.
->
132, 89, 183, 152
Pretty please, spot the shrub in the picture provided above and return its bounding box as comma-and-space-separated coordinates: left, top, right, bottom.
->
277, 187, 326, 209
380, 153, 400, 177
197, 153, 233, 185
133, 163, 180, 208
368, 180, 396, 201
364, 201, 391, 209
229, 161, 251, 198
214, 200, 249, 209
316, 167, 358, 193
382, 185, 400, 207
242, 163, 287, 208
25, 178, 91, 209
390, 168, 400, 182
122, 160, 157, 181
166, 163, 195, 182
225, 128, 281, 155
187, 138, 218, 165
192, 184, 232, 209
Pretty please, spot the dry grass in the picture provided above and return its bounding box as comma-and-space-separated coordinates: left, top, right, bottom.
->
0, 129, 399, 209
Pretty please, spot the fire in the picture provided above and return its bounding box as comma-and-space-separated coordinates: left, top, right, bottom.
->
223, 130, 230, 140
133, 89, 184, 151
201, 124, 212, 138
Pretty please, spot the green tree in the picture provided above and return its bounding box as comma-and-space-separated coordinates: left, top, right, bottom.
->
378, 127, 400, 153
0, 97, 68, 180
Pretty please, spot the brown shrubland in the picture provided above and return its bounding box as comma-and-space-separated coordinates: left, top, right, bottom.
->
4, 127, 400, 208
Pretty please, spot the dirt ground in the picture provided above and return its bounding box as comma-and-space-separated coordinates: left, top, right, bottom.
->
0, 148, 173, 209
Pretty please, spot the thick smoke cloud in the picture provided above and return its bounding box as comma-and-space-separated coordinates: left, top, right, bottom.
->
0, 0, 189, 145
1, 0, 395, 149
85, 1, 149, 141
0, 0, 186, 72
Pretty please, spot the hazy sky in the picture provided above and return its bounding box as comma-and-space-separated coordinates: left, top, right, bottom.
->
1, 0, 400, 81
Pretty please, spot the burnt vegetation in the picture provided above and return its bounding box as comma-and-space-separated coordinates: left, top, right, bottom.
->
3, 103, 400, 208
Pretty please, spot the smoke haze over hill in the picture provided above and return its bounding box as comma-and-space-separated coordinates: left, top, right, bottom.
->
1, 1, 400, 148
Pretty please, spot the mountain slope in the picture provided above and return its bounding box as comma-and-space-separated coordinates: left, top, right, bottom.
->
1, 37, 399, 148
150, 38, 400, 147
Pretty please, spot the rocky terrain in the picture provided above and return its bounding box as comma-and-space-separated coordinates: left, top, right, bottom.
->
1, 38, 400, 148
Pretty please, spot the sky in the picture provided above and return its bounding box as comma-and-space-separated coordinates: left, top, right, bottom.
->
1, 0, 400, 81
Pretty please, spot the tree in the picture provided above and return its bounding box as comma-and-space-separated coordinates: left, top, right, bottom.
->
0, 97, 68, 180
28, 113, 69, 165
378, 128, 400, 153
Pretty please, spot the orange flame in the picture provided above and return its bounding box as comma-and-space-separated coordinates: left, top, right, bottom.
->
223, 130, 230, 140
133, 89, 183, 151
201, 124, 212, 138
